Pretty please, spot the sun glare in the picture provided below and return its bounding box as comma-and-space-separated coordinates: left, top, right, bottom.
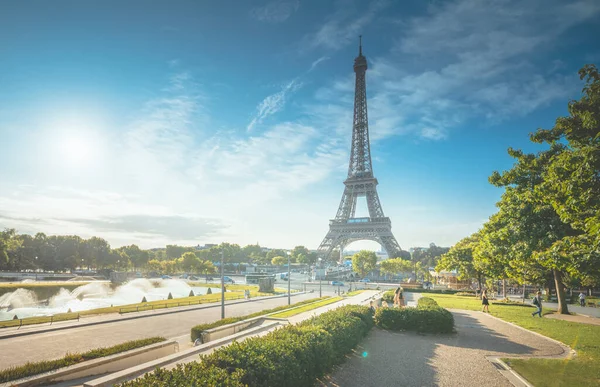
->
59, 134, 95, 163
45, 114, 106, 167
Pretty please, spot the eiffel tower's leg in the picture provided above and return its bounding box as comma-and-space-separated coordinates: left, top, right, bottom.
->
317, 231, 339, 261
379, 235, 402, 258
365, 187, 384, 218
335, 186, 358, 219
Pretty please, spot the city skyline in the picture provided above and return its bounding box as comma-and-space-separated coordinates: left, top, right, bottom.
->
1, 0, 599, 251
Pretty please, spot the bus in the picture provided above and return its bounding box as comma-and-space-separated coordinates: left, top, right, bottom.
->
245, 273, 276, 284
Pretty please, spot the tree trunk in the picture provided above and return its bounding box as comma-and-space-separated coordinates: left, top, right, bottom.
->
502, 278, 506, 298
554, 269, 570, 315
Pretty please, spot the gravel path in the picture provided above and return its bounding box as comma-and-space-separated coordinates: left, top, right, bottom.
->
545, 312, 600, 325
319, 309, 567, 387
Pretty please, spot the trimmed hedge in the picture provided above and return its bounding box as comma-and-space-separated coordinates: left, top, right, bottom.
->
403, 288, 466, 294
455, 291, 476, 297
382, 290, 395, 303
374, 297, 454, 334
120, 305, 373, 387
0, 337, 165, 383
190, 297, 327, 341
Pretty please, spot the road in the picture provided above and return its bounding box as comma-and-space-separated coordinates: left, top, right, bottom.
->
216, 272, 401, 295
0, 292, 316, 369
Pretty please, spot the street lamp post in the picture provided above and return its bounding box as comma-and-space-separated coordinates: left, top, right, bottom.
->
287, 254, 291, 305
221, 249, 225, 319
35, 256, 38, 281
318, 258, 322, 298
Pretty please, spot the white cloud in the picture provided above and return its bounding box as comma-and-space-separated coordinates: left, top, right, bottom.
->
250, 0, 299, 23
309, 56, 330, 72
306, 0, 600, 143
302, 0, 389, 51
247, 79, 302, 132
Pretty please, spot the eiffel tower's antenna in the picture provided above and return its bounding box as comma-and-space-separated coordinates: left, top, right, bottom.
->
359, 35, 362, 56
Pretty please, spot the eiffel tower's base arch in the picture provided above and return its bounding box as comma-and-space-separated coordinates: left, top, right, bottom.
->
317, 218, 402, 262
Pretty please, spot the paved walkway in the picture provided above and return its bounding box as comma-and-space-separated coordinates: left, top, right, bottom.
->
0, 292, 317, 369
545, 312, 600, 325
319, 309, 567, 387
507, 296, 600, 318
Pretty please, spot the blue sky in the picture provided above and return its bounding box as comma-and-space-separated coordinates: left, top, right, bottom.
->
1, 0, 599, 251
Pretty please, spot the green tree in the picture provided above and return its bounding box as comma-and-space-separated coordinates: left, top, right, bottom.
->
180, 251, 200, 272
166, 245, 189, 259
489, 145, 581, 314
147, 259, 162, 272
296, 253, 308, 264
291, 246, 309, 260
530, 64, 600, 288
271, 256, 286, 266
379, 258, 413, 276
197, 260, 216, 282
352, 250, 377, 279
436, 233, 484, 290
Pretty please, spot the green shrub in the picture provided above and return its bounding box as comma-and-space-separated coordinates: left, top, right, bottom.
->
382, 290, 395, 303
124, 305, 373, 387
403, 288, 465, 294
119, 363, 246, 387
417, 297, 439, 309
190, 297, 328, 341
0, 337, 165, 383
374, 300, 454, 334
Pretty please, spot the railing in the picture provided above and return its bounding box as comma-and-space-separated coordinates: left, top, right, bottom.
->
1, 312, 80, 329
118, 295, 248, 314
330, 217, 391, 225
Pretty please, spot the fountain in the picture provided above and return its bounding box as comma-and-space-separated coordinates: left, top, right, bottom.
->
0, 279, 222, 321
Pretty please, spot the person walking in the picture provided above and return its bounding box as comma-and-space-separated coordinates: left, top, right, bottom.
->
579, 292, 586, 307
481, 289, 490, 313
532, 291, 543, 317
393, 286, 404, 308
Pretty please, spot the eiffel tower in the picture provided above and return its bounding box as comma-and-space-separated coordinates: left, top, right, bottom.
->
317, 37, 402, 261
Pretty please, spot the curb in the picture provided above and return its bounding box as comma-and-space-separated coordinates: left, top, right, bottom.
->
0, 292, 307, 340
486, 356, 534, 387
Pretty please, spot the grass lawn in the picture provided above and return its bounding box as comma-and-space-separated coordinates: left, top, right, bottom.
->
0, 285, 289, 328
346, 290, 366, 297
429, 294, 600, 387
269, 297, 343, 318
0, 281, 92, 288
0, 337, 165, 383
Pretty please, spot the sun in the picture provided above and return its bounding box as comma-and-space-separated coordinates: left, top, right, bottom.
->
46, 116, 106, 167
59, 134, 96, 164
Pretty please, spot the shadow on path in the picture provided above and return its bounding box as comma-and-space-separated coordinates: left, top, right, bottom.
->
319, 309, 565, 387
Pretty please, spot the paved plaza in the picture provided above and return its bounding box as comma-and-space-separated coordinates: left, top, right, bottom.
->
319, 309, 568, 387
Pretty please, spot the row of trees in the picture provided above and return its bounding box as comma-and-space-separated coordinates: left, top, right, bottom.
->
436, 65, 600, 314
0, 229, 320, 273
351, 251, 433, 281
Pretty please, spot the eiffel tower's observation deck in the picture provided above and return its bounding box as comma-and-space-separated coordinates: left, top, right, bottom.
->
317, 37, 402, 261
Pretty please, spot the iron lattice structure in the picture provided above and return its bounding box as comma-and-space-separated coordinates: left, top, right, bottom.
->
317, 37, 402, 261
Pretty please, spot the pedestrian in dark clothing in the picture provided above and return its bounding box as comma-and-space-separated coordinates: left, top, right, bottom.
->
481, 289, 490, 313
532, 291, 543, 317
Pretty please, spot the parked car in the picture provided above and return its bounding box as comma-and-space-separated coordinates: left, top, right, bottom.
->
331, 281, 345, 286
223, 276, 235, 284
359, 278, 370, 282
161, 275, 172, 279
189, 275, 199, 281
